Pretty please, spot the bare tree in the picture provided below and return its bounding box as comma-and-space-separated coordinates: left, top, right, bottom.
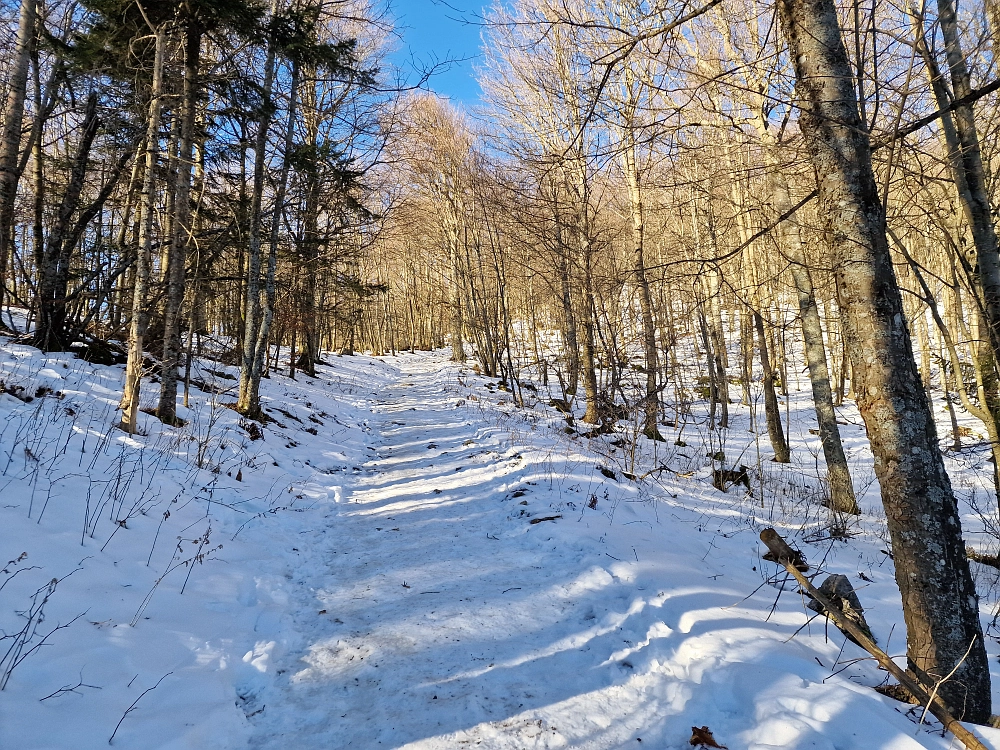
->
777, 0, 991, 719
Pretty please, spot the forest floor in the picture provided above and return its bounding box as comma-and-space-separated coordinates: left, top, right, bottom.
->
5, 332, 1000, 749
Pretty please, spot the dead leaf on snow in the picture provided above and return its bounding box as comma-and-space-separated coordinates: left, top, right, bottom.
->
690, 726, 727, 749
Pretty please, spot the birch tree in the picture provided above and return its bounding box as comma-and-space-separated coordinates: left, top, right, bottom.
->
120, 23, 167, 434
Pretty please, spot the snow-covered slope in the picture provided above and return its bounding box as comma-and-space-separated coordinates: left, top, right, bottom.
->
0, 338, 385, 748
3, 337, 1000, 749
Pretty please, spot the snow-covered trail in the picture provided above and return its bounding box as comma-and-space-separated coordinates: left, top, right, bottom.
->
242, 354, 1000, 750
249, 356, 624, 748
241, 352, 998, 750
7, 338, 1000, 749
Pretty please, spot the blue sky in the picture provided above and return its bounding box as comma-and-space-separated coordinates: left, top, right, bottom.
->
391, 0, 484, 106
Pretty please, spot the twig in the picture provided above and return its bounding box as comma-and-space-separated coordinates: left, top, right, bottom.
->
783, 612, 822, 643
765, 572, 792, 622
108, 672, 173, 744
39, 670, 102, 701
919, 636, 977, 728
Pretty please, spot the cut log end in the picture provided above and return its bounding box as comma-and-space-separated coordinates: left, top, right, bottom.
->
759, 528, 809, 571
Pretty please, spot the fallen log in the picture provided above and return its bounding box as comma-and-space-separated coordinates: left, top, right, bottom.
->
759, 527, 990, 750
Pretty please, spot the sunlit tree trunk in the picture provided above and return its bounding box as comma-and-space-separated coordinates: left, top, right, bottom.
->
158, 22, 201, 424
571, 169, 600, 425
237, 4, 279, 418
120, 26, 166, 434
620, 73, 660, 439
769, 165, 857, 512
0, 0, 36, 318
915, 3, 1000, 372
251, 60, 299, 396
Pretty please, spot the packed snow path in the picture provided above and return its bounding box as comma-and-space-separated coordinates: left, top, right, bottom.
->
244, 355, 988, 749
248, 357, 629, 748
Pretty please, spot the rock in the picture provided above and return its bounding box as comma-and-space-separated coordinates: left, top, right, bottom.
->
806, 574, 876, 646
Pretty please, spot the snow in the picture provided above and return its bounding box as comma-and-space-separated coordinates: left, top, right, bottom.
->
3, 330, 1000, 749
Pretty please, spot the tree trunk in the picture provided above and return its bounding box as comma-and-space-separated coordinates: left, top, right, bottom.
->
768, 165, 857, 512
917, 3, 1000, 375
120, 26, 166, 434
623, 129, 660, 439
704, 264, 730, 428
778, 0, 991, 721
30, 31, 44, 312
754, 310, 790, 462
157, 23, 200, 425
739, 310, 753, 409
33, 93, 99, 351
298, 69, 320, 377
250, 61, 300, 399
0, 0, 35, 318
447, 219, 466, 362
556, 232, 579, 396
699, 303, 719, 430
793, 264, 858, 512
37, 143, 134, 350
236, 4, 279, 418
576, 194, 600, 425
